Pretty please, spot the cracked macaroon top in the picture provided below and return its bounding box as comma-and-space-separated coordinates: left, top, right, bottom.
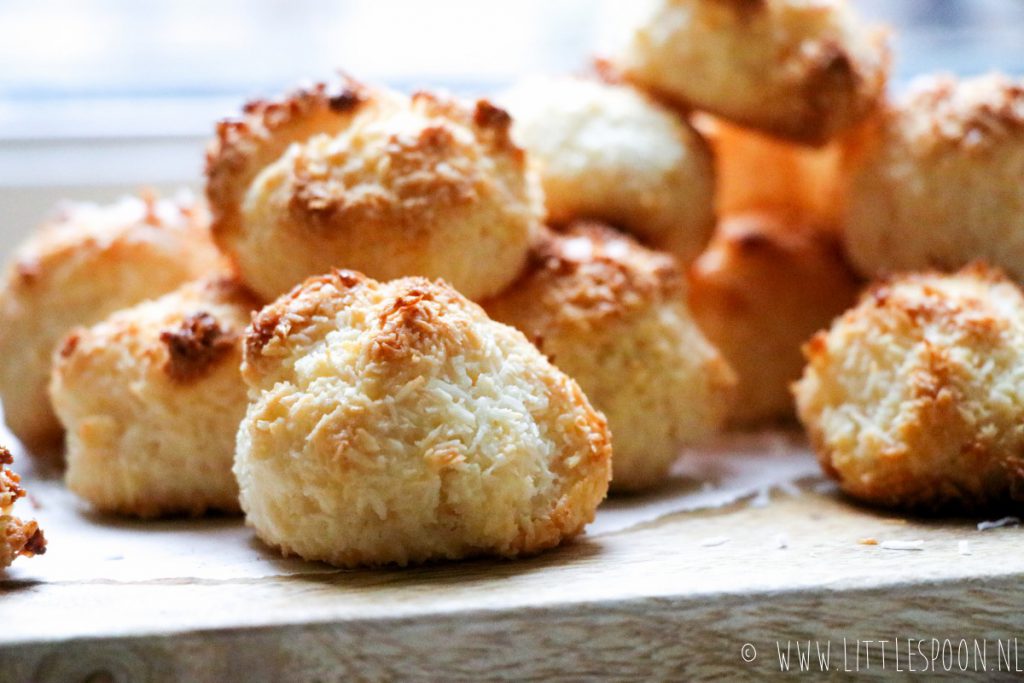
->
235, 271, 611, 566
57, 276, 260, 389
483, 223, 685, 337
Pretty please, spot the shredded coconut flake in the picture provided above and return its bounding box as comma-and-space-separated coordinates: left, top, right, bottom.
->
958, 540, 972, 556
879, 539, 924, 551
977, 516, 1020, 531
699, 536, 730, 547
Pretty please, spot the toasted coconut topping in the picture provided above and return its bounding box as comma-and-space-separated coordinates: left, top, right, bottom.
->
1, 447, 47, 567
370, 282, 468, 363
472, 99, 513, 131
205, 77, 382, 245
245, 269, 367, 362
161, 312, 237, 382
515, 222, 684, 326
0, 447, 25, 510
227, 78, 372, 145
902, 73, 1024, 152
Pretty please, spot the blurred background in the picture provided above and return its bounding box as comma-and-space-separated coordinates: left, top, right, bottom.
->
1, 0, 1023, 256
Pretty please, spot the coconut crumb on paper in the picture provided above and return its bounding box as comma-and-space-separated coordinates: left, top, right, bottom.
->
775, 534, 789, 549
700, 536, 730, 547
958, 540, 972, 556
879, 540, 925, 551
588, 430, 822, 535
977, 517, 1020, 531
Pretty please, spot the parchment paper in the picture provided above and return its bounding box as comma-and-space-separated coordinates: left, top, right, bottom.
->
2, 421, 824, 583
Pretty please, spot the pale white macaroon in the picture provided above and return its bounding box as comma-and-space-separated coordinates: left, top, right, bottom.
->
485, 223, 736, 491
844, 73, 1024, 280
0, 193, 222, 451
617, 0, 889, 145
794, 265, 1024, 511
207, 77, 541, 302
235, 270, 612, 567
51, 277, 259, 518
500, 76, 715, 266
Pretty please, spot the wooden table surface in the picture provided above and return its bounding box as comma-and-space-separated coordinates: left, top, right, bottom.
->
2, 430, 1022, 682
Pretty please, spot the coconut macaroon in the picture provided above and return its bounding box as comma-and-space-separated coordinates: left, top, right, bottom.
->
616, 0, 889, 145
500, 76, 715, 265
844, 73, 1024, 281
50, 277, 259, 518
1, 447, 46, 569
206, 78, 541, 302
485, 223, 735, 491
0, 193, 222, 451
697, 115, 845, 225
689, 212, 861, 425
235, 270, 611, 567
794, 266, 1024, 511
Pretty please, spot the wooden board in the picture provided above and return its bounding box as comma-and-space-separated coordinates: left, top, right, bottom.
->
2, 428, 1023, 682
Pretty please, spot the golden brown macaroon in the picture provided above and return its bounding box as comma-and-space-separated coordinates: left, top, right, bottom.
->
485, 223, 735, 491
688, 211, 861, 425
844, 73, 1024, 280
206, 78, 541, 302
1, 447, 46, 569
50, 277, 259, 518
616, 0, 889, 145
794, 265, 1024, 511
0, 193, 222, 451
235, 270, 611, 568
697, 115, 845, 226
500, 76, 715, 265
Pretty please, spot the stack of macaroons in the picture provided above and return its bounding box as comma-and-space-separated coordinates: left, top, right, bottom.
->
612, 0, 1024, 512
1, 0, 1022, 572
0, 75, 628, 568
605, 0, 889, 429
792, 73, 1024, 511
